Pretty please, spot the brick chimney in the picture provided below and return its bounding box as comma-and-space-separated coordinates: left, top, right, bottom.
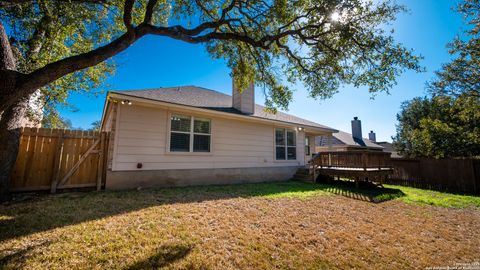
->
351, 117, 362, 140
232, 80, 254, 115
368, 130, 376, 142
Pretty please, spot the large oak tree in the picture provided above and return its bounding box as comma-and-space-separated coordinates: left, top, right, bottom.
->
0, 0, 421, 199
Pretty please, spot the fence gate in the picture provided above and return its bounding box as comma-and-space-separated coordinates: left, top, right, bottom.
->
11, 127, 109, 193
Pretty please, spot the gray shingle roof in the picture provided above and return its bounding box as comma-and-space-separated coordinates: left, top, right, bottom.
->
110, 86, 336, 131
316, 130, 384, 149
376, 142, 402, 158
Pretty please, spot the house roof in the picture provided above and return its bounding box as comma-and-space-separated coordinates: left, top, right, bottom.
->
109, 86, 336, 132
376, 142, 403, 158
316, 130, 384, 149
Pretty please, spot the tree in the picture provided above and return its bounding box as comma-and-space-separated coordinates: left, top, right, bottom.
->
393, 95, 480, 158
41, 111, 73, 129
393, 0, 480, 159
0, 0, 422, 200
427, 0, 479, 98
90, 120, 101, 131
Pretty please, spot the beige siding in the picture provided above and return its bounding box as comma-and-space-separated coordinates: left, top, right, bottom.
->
113, 104, 305, 171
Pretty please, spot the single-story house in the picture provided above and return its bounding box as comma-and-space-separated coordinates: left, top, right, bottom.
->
315, 117, 384, 152
375, 141, 402, 158
100, 82, 337, 189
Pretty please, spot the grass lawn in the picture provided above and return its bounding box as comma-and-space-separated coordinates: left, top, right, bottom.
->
0, 181, 479, 269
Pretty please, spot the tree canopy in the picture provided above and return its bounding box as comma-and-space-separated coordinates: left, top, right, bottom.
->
393, 95, 480, 158
393, 0, 480, 159
1, 0, 422, 114
427, 0, 479, 99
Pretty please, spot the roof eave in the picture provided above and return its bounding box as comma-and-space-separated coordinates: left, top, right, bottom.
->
107, 91, 337, 134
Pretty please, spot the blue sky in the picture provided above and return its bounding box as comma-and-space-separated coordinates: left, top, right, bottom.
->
61, 0, 465, 142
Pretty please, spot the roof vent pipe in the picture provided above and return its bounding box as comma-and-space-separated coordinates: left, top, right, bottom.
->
368, 130, 376, 142
351, 117, 362, 140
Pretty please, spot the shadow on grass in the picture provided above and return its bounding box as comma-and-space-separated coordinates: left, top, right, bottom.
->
0, 240, 51, 268
124, 244, 192, 270
315, 180, 406, 203
0, 180, 402, 244
0, 181, 323, 243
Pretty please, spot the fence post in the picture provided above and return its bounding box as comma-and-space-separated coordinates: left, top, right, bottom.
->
471, 159, 477, 195
96, 132, 105, 191
50, 130, 64, 194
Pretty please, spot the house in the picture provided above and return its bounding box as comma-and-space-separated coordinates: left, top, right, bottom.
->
375, 141, 402, 158
315, 117, 384, 152
100, 82, 337, 189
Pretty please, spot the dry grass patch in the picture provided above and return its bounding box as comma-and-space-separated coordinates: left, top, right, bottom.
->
0, 181, 479, 269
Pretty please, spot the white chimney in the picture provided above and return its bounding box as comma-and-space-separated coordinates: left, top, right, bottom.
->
351, 117, 362, 140
368, 130, 376, 142
232, 80, 255, 115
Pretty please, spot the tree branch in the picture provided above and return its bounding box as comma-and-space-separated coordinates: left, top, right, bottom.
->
0, 0, 110, 8
144, 0, 158, 24
123, 0, 135, 32
9, 28, 144, 112
0, 20, 15, 70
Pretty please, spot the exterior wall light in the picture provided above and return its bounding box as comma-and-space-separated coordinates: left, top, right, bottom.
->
298, 127, 304, 131
121, 100, 132, 105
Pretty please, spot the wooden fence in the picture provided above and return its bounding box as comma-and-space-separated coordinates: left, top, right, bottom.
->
386, 158, 480, 195
11, 127, 109, 192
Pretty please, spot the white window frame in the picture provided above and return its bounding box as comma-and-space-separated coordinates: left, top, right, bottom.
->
275, 128, 297, 161
168, 113, 212, 153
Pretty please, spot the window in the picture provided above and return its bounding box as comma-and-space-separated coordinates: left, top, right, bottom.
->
170, 114, 211, 152
275, 128, 296, 160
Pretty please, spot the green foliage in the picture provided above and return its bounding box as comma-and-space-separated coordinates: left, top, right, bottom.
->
428, 0, 480, 98
204, 0, 422, 110
393, 95, 480, 158
394, 0, 480, 159
1, 0, 121, 118
41, 110, 73, 129
2, 0, 422, 113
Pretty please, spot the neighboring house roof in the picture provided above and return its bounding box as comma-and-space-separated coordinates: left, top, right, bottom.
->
109, 86, 336, 132
376, 142, 403, 158
316, 130, 384, 150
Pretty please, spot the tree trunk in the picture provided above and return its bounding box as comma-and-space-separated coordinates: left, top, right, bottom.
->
0, 20, 20, 201
0, 101, 27, 201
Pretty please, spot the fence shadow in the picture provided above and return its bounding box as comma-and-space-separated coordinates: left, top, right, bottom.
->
315, 180, 406, 203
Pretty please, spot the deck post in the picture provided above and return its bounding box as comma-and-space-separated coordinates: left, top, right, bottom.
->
327, 134, 333, 149
327, 135, 333, 167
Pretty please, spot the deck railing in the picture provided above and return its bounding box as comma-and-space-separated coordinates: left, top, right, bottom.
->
311, 150, 393, 170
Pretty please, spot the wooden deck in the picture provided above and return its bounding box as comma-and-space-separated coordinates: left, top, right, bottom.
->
309, 150, 393, 186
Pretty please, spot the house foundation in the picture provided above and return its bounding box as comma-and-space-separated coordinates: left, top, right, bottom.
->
106, 166, 299, 189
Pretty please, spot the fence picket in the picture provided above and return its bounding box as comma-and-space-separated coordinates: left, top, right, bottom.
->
11, 128, 109, 192
386, 158, 480, 195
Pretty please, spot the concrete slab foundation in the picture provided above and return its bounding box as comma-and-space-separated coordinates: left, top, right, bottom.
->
106, 166, 300, 189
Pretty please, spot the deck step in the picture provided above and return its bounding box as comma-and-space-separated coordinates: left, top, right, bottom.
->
291, 168, 314, 182
296, 168, 309, 174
